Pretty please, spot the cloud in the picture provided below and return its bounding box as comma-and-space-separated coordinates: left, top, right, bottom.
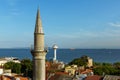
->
109, 22, 120, 27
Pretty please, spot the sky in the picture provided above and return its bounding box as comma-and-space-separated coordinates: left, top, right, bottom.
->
0, 0, 120, 48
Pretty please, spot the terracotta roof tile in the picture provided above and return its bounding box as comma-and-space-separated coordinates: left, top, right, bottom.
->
0, 75, 28, 80
81, 69, 92, 74
85, 75, 102, 80
15, 77, 28, 80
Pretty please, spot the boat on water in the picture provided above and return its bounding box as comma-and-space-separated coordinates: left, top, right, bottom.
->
70, 48, 75, 50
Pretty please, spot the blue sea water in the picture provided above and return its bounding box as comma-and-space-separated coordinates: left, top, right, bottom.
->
0, 49, 120, 63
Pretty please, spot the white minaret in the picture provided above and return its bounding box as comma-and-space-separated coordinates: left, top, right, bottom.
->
31, 8, 47, 80
53, 44, 58, 61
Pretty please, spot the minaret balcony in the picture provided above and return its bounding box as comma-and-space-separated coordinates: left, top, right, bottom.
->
30, 46, 48, 55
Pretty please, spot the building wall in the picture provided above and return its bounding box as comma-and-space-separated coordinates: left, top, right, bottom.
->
0, 68, 3, 74
65, 65, 78, 75
87, 58, 93, 67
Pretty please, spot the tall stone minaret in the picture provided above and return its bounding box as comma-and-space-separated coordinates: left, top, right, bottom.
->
31, 9, 47, 80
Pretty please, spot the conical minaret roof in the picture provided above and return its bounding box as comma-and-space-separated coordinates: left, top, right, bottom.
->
34, 9, 44, 33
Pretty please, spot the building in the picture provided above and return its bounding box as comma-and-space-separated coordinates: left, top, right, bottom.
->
31, 9, 47, 80
2, 69, 12, 76
103, 75, 120, 80
65, 65, 78, 75
0, 68, 3, 74
48, 72, 72, 80
87, 57, 93, 67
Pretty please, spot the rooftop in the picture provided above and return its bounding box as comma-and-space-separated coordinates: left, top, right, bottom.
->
85, 75, 102, 80
103, 75, 120, 80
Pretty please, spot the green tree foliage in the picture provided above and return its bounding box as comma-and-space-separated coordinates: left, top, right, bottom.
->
93, 62, 120, 76
21, 58, 32, 77
4, 62, 21, 74
4, 59, 33, 77
4, 62, 14, 69
113, 62, 120, 69
13, 63, 21, 74
69, 55, 88, 66
93, 62, 102, 66
102, 63, 112, 66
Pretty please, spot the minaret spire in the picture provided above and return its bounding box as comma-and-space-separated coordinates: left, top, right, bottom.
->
35, 8, 43, 33
34, 8, 44, 51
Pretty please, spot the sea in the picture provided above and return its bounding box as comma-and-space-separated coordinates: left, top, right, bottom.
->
0, 48, 120, 64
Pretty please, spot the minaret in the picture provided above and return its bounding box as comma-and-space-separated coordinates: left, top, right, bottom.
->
31, 9, 47, 80
52, 44, 58, 61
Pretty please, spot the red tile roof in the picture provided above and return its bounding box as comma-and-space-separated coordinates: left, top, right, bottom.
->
85, 75, 102, 80
56, 72, 68, 75
0, 75, 28, 80
15, 77, 28, 80
81, 69, 92, 74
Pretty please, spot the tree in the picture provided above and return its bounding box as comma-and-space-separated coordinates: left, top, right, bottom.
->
21, 58, 32, 77
69, 55, 88, 67
93, 62, 120, 76
13, 63, 21, 74
4, 61, 14, 69
93, 62, 102, 66
4, 62, 21, 74
93, 66, 103, 75
102, 63, 112, 66
4, 58, 33, 77
113, 62, 120, 69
